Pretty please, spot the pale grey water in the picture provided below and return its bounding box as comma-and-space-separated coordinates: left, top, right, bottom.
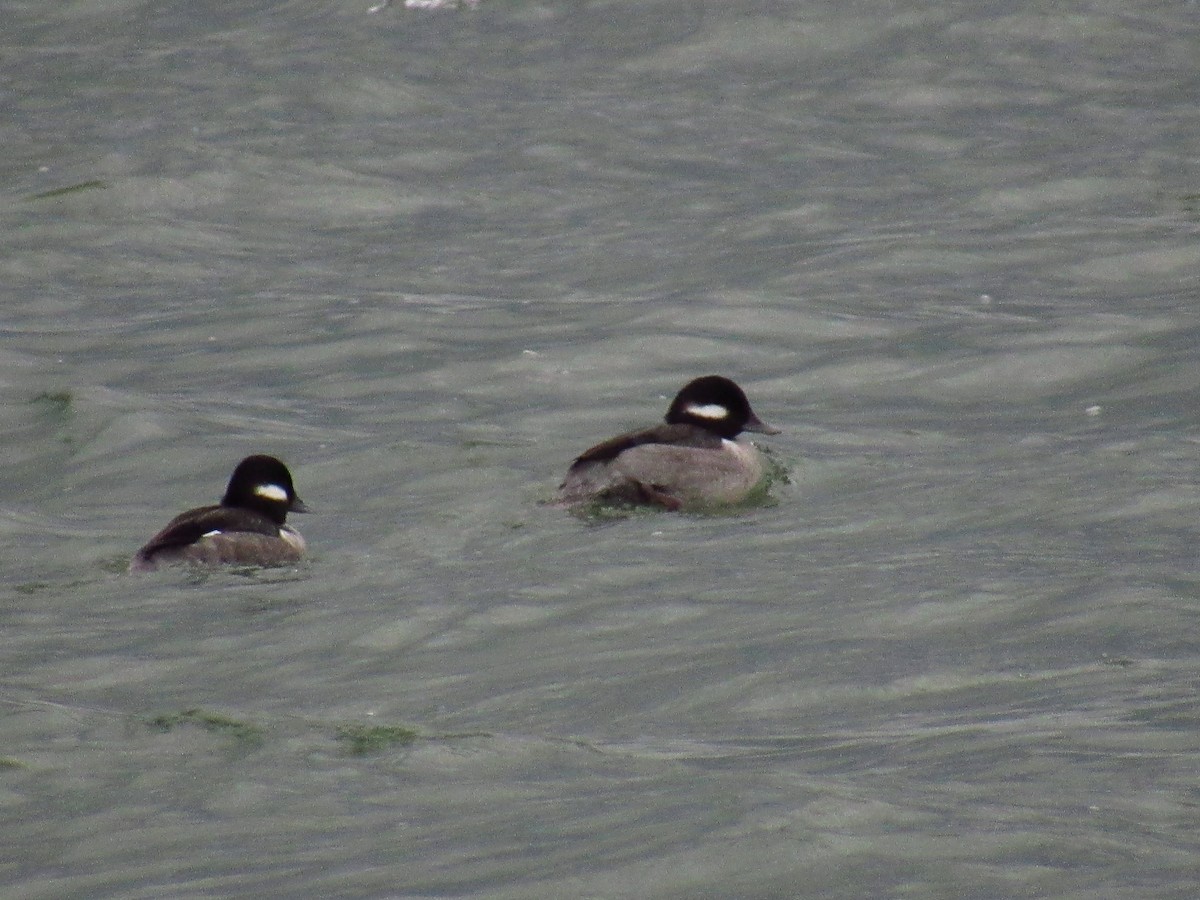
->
3, 0, 1200, 897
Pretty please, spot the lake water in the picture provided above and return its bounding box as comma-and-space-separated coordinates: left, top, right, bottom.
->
4, 0, 1200, 896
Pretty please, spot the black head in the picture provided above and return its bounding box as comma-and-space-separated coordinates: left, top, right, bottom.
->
221, 455, 309, 525
664, 375, 780, 440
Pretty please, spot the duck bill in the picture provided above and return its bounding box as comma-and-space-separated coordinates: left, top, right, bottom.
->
744, 413, 781, 435
290, 497, 311, 514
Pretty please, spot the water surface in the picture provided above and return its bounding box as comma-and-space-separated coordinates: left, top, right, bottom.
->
3, 0, 1200, 896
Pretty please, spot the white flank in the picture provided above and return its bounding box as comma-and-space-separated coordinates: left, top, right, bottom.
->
724, 439, 756, 460
201, 529, 223, 538
685, 402, 729, 420
254, 483, 289, 502
281, 527, 307, 552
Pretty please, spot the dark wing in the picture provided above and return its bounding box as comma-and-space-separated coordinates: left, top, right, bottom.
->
136, 505, 279, 558
568, 423, 723, 469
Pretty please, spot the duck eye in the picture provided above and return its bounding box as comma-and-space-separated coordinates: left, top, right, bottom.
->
685, 403, 729, 420
254, 483, 289, 502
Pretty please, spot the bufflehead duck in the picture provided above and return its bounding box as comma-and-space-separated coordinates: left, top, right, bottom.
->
558, 375, 780, 510
130, 455, 309, 571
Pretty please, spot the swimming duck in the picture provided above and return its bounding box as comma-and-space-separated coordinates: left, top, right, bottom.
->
558, 375, 779, 510
130, 454, 308, 571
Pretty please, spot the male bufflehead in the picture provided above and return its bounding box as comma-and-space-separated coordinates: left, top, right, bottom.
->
558, 375, 780, 510
130, 455, 309, 571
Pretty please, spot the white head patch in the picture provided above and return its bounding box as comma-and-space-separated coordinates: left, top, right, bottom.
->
254, 483, 289, 503
685, 402, 729, 421
201, 529, 223, 538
